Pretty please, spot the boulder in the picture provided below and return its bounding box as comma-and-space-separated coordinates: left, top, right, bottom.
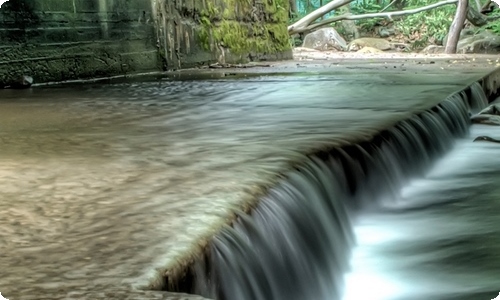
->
457, 30, 500, 54
356, 46, 384, 53
302, 27, 348, 51
421, 45, 445, 54
3, 75, 33, 89
347, 38, 391, 51
478, 104, 500, 116
471, 114, 500, 125
470, 103, 500, 126
423, 30, 499, 54
376, 26, 395, 38
442, 28, 475, 45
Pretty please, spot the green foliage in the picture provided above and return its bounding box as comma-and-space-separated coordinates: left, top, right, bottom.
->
480, 10, 500, 34
350, 0, 386, 32
394, 0, 454, 47
291, 0, 337, 22
293, 0, 458, 49
484, 21, 500, 35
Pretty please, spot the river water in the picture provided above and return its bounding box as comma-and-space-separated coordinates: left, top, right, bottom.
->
344, 123, 500, 300
0, 69, 497, 299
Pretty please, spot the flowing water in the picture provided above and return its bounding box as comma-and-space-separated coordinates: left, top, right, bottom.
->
344, 123, 500, 300
0, 70, 498, 300
181, 83, 500, 300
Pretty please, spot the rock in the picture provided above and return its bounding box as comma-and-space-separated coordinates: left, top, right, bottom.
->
339, 20, 359, 40
442, 28, 475, 45
457, 30, 500, 54
302, 27, 347, 51
377, 27, 391, 38
293, 47, 321, 53
356, 46, 384, 53
478, 104, 500, 116
473, 136, 500, 143
421, 45, 445, 54
471, 114, 500, 125
424, 30, 499, 54
5, 75, 33, 89
347, 38, 391, 51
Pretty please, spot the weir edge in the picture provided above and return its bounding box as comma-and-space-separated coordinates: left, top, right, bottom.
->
144, 67, 500, 298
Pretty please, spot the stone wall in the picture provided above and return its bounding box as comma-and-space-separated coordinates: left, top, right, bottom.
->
0, 0, 158, 86
0, 0, 292, 85
155, 0, 293, 70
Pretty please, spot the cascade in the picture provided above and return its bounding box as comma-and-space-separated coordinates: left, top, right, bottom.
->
164, 82, 491, 300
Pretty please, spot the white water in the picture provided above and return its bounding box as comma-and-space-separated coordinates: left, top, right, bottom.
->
344, 124, 500, 300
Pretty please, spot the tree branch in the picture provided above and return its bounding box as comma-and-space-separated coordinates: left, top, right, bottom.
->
290, 0, 459, 34
287, 0, 356, 33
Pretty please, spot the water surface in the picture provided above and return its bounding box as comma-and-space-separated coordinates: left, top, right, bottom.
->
345, 124, 500, 300
0, 71, 492, 298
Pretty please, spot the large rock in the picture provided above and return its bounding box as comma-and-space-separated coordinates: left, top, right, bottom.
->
457, 30, 500, 54
356, 46, 384, 53
376, 26, 395, 38
442, 28, 475, 45
423, 30, 500, 54
421, 45, 445, 54
1, 75, 33, 89
302, 28, 348, 51
471, 114, 500, 125
347, 38, 392, 51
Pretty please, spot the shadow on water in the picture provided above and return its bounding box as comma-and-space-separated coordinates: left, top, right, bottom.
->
163, 82, 500, 300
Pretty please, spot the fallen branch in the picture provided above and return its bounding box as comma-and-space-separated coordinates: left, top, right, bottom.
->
288, 0, 355, 33
290, 0, 459, 34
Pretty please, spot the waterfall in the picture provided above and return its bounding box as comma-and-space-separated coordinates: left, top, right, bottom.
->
163, 82, 491, 300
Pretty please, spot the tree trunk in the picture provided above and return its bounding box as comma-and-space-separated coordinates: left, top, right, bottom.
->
445, 0, 468, 54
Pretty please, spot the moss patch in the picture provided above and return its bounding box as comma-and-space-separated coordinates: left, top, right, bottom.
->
197, 0, 291, 57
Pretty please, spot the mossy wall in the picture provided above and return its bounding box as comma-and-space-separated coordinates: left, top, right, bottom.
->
155, 0, 293, 70
0, 0, 292, 85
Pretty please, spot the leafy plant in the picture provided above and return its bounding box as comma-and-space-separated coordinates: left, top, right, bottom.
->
393, 0, 454, 47
291, 0, 464, 49
482, 10, 500, 34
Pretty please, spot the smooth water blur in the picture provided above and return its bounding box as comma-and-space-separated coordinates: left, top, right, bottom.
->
1, 74, 467, 297
344, 124, 500, 300
0, 71, 494, 299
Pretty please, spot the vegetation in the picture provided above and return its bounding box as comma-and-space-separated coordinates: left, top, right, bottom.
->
198, 0, 290, 58
290, 0, 499, 50
479, 9, 500, 33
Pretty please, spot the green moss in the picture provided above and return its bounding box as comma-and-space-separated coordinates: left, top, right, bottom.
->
197, 0, 291, 55
264, 0, 289, 23
214, 21, 250, 54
